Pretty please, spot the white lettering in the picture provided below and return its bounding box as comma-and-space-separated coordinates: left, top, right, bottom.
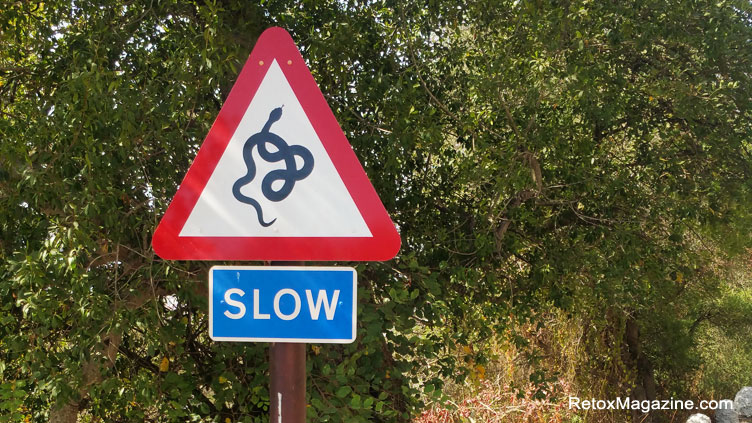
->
718, 399, 734, 410
253, 289, 271, 319
274, 289, 301, 320
641, 400, 651, 413
564, 396, 723, 413
306, 289, 340, 320
223, 288, 246, 319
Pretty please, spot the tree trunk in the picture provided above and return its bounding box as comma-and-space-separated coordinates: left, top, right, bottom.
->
624, 317, 658, 423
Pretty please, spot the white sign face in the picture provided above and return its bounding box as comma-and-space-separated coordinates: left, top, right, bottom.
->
179, 60, 372, 238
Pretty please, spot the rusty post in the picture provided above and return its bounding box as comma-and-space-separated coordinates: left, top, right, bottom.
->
269, 342, 306, 422
269, 261, 306, 423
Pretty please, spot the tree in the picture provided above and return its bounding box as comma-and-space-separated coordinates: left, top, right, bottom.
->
1, 1, 751, 422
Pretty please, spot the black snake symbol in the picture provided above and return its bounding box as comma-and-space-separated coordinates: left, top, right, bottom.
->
232, 106, 314, 227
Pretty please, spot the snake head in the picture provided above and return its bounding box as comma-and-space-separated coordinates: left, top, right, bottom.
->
268, 106, 283, 124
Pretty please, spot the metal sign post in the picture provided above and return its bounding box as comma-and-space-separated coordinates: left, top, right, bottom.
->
269, 261, 305, 423
270, 342, 306, 423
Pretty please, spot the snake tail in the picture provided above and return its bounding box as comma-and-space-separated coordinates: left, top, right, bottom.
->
232, 178, 277, 227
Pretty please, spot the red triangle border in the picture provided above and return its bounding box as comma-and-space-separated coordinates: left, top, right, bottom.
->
152, 27, 401, 261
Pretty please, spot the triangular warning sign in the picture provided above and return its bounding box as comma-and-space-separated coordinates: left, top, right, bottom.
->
152, 27, 400, 261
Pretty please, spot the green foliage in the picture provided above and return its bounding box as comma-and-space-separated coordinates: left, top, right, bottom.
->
1, 1, 751, 422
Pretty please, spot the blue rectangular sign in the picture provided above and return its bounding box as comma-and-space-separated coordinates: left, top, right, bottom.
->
209, 266, 356, 343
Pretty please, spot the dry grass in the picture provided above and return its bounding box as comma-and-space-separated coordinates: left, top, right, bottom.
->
414, 374, 578, 423
412, 313, 618, 423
